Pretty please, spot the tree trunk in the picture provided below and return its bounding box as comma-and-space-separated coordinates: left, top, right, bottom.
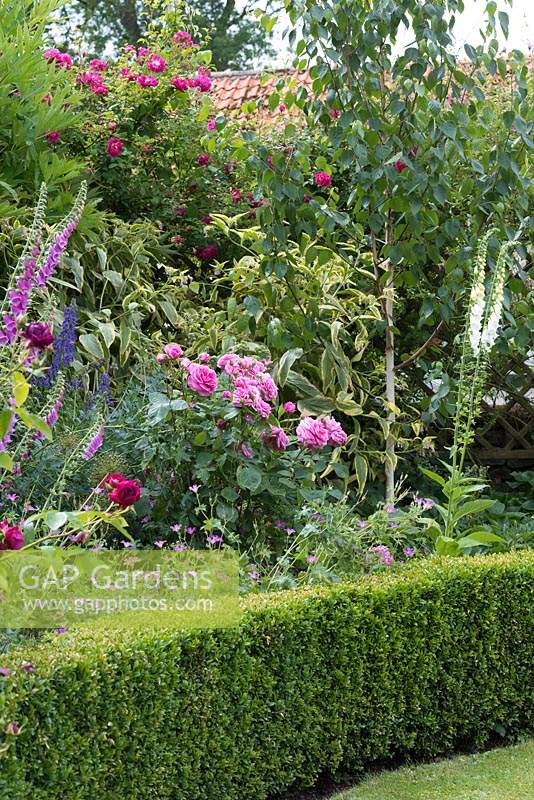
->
384, 252, 396, 504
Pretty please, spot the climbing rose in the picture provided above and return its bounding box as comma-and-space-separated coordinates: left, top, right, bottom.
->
195, 243, 218, 262
104, 473, 127, 489
296, 417, 329, 450
171, 76, 189, 91
23, 322, 54, 349
45, 131, 60, 144
163, 343, 183, 360
314, 171, 332, 187
394, 159, 407, 173
187, 363, 218, 396
231, 188, 242, 204
322, 416, 348, 446
108, 479, 142, 508
190, 70, 212, 92
107, 137, 123, 157
261, 426, 289, 451
89, 58, 107, 72
147, 54, 166, 73
137, 74, 158, 87
197, 153, 210, 166
206, 119, 216, 131
283, 401, 296, 414
173, 31, 194, 47
0, 522, 24, 551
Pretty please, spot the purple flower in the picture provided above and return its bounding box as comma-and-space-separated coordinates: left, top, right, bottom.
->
21, 664, 34, 672
173, 544, 186, 551
121, 540, 135, 549
0, 667, 11, 677
207, 533, 223, 545
56, 627, 68, 634
248, 571, 259, 581
306, 554, 318, 563
154, 540, 166, 549
82, 425, 104, 460
188, 484, 201, 493
369, 545, 394, 565
403, 547, 416, 558
274, 519, 286, 529
170, 523, 182, 532
384, 504, 396, 513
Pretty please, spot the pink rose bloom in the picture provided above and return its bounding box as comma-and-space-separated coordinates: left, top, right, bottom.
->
163, 343, 183, 360
109, 121, 117, 130
176, 206, 186, 216
394, 159, 407, 173
156, 353, 166, 363
43, 47, 61, 61
107, 137, 123, 157
57, 52, 73, 69
283, 401, 296, 414
261, 426, 289, 451
138, 74, 158, 87
45, 131, 60, 144
322, 416, 348, 446
221, 390, 231, 399
90, 58, 107, 72
200, 214, 212, 224
191, 70, 212, 92
198, 352, 210, 363
171, 76, 189, 91
187, 363, 218, 396
181, 357, 191, 369
330, 108, 340, 119
258, 373, 278, 402
173, 31, 194, 47
147, 54, 167, 73
91, 82, 108, 95
314, 171, 332, 187
197, 153, 210, 166
296, 417, 329, 450
206, 119, 216, 131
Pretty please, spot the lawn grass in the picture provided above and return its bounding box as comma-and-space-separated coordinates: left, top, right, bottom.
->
333, 740, 534, 800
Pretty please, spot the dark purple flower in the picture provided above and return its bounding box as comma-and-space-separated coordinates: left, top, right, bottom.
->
23, 322, 54, 349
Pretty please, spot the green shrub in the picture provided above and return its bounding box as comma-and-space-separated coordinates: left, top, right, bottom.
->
1, 553, 533, 799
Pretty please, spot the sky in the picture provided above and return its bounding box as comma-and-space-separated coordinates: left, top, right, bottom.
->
263, 0, 534, 68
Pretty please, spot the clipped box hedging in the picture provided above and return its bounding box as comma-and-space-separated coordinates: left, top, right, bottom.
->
1, 552, 533, 799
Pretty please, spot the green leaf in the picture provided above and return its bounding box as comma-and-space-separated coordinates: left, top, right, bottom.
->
79, 333, 105, 360
13, 372, 29, 407
237, 465, 262, 492
0, 410, 13, 439
44, 512, 68, 531
277, 348, 303, 387
419, 467, 446, 487
17, 409, 53, 440
457, 531, 506, 548
159, 300, 180, 326
453, 499, 496, 523
0, 452, 13, 472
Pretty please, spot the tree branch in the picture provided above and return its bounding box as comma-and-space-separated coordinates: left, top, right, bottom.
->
394, 321, 445, 371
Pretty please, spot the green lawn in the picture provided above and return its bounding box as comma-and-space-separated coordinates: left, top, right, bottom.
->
333, 741, 534, 800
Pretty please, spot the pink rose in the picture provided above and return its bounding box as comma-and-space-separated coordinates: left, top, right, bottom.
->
187, 363, 218, 396
107, 137, 123, 157
45, 131, 60, 145
198, 352, 210, 363
296, 417, 329, 450
314, 171, 332, 187
171, 77, 189, 91
173, 31, 194, 47
283, 401, 296, 414
206, 119, 216, 131
137, 74, 158, 87
23, 322, 54, 349
156, 353, 166, 363
261, 426, 289, 451
90, 58, 107, 72
147, 54, 166, 73
163, 343, 183, 360
197, 153, 210, 166
322, 416, 348, 446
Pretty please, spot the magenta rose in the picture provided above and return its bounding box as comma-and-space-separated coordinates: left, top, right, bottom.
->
314, 171, 332, 187
107, 137, 123, 157
283, 401, 296, 414
108, 479, 142, 507
23, 322, 54, 349
296, 417, 329, 450
0, 522, 24, 551
322, 416, 348, 446
163, 343, 183, 360
261, 426, 289, 451
187, 364, 218, 396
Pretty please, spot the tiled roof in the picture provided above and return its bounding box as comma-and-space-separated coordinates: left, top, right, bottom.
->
211, 69, 312, 117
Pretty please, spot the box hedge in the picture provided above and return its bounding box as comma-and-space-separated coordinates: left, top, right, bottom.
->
1, 553, 533, 799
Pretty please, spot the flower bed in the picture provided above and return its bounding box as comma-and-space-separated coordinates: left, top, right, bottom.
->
1, 553, 533, 799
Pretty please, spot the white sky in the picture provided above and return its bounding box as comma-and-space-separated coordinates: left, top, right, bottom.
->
261, 0, 534, 68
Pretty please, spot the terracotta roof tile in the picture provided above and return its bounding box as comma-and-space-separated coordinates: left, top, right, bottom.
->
211, 69, 312, 118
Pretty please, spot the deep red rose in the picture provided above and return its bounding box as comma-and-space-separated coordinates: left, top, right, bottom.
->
0, 522, 24, 550
108, 479, 142, 507
23, 322, 54, 349
104, 472, 126, 489
394, 159, 407, 173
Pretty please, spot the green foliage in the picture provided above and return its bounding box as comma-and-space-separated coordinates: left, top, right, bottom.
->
0, 0, 84, 217
55, 0, 276, 70
1, 552, 533, 798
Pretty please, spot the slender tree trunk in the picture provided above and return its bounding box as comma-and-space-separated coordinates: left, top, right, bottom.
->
384, 245, 396, 504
